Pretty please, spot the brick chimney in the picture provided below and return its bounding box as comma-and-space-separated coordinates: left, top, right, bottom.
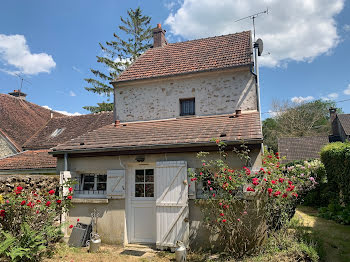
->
152, 24, 167, 48
8, 90, 27, 100
329, 108, 339, 136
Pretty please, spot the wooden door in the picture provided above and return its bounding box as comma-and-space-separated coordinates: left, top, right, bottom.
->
155, 161, 189, 250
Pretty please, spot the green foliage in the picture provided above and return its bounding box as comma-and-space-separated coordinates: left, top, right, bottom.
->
320, 142, 350, 206
189, 141, 319, 257
0, 183, 74, 261
263, 99, 341, 151
318, 203, 350, 225
84, 7, 152, 112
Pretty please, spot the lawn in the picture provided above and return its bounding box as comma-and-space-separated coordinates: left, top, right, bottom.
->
295, 206, 350, 262
46, 207, 350, 262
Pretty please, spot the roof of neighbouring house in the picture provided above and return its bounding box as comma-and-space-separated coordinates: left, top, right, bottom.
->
51, 111, 262, 153
0, 94, 64, 150
337, 114, 350, 135
278, 136, 329, 162
23, 111, 114, 150
114, 31, 252, 83
0, 149, 56, 171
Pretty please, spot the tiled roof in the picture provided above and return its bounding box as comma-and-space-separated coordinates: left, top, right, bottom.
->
0, 94, 63, 149
278, 136, 329, 162
115, 31, 252, 83
0, 149, 56, 170
337, 114, 350, 136
52, 112, 262, 153
23, 112, 114, 150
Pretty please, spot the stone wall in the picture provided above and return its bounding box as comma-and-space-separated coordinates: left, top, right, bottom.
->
116, 67, 257, 122
0, 174, 59, 195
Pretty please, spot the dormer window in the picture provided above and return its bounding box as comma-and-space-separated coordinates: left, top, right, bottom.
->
51, 128, 65, 137
180, 98, 195, 116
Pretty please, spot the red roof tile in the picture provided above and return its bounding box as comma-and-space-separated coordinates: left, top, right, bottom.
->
23, 112, 114, 150
0, 149, 56, 170
0, 94, 63, 149
115, 31, 252, 83
52, 112, 262, 153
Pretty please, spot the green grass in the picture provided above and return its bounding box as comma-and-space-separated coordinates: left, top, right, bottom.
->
295, 206, 350, 262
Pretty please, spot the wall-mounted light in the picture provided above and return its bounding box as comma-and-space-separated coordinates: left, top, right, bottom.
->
135, 155, 145, 162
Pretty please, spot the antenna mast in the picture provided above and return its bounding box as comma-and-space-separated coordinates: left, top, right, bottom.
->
234, 8, 268, 41
14, 73, 31, 93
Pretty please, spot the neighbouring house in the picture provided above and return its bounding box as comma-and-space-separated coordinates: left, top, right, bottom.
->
278, 108, 349, 163
0, 112, 113, 177
51, 25, 263, 249
0, 91, 63, 158
278, 136, 329, 163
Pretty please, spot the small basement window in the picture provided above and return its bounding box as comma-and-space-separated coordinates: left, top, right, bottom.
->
74, 173, 107, 198
180, 98, 195, 116
51, 128, 65, 137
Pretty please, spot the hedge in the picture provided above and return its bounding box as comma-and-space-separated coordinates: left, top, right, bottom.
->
320, 142, 350, 206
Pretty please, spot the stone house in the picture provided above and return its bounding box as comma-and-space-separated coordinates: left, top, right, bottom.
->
51, 25, 263, 249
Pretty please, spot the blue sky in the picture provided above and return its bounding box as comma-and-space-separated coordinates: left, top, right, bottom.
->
0, 0, 349, 117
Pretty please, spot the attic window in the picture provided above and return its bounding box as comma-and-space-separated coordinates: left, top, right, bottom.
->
51, 128, 65, 137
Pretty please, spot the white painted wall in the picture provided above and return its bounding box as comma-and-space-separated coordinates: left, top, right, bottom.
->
115, 67, 257, 122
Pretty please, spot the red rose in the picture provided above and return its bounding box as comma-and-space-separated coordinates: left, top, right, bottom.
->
247, 187, 255, 192
69, 225, 74, 229
20, 200, 26, 206
68, 187, 73, 192
207, 180, 211, 185
67, 195, 72, 200
37, 199, 41, 203
48, 190, 55, 195
267, 188, 273, 194
292, 193, 298, 198
267, 171, 271, 175
0, 210, 5, 217
288, 180, 293, 185
222, 219, 227, 222
77, 218, 80, 222
263, 178, 268, 182
56, 200, 62, 204
273, 191, 281, 197
27, 202, 34, 208
212, 193, 216, 197
16, 186, 23, 192
271, 180, 276, 185
252, 178, 259, 185
275, 152, 279, 156
36, 210, 40, 214
282, 193, 288, 198
220, 213, 224, 217
215, 139, 220, 144
46, 201, 51, 207
279, 178, 284, 183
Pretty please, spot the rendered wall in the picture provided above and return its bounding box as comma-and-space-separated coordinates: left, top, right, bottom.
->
0, 136, 17, 158
115, 68, 257, 122
58, 149, 262, 245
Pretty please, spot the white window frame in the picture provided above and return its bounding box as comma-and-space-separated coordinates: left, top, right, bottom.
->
74, 173, 107, 199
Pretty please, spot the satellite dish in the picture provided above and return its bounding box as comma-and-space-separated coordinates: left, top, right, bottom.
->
255, 38, 263, 56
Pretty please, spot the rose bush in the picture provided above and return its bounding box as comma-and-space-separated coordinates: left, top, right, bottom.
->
0, 183, 74, 261
189, 140, 320, 256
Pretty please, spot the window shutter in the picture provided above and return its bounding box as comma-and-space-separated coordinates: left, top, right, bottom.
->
107, 170, 125, 199
188, 168, 196, 199
60, 171, 76, 196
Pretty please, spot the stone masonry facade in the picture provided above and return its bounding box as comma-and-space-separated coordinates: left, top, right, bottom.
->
116, 68, 257, 122
0, 136, 17, 158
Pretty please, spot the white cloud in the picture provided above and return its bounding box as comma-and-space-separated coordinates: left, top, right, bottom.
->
69, 91, 76, 97
42, 105, 81, 116
291, 96, 314, 104
321, 92, 338, 101
343, 24, 350, 32
0, 34, 56, 75
165, 0, 344, 67
72, 66, 82, 73
344, 84, 350, 95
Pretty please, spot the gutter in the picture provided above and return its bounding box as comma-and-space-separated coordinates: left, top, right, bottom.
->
49, 138, 263, 155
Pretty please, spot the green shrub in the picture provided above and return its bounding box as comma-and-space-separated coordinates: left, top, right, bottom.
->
320, 142, 350, 205
318, 203, 350, 225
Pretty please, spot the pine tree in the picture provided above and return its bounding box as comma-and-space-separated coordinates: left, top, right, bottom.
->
84, 7, 152, 112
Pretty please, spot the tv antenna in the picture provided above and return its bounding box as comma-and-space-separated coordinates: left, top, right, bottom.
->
234, 8, 268, 41
14, 73, 31, 93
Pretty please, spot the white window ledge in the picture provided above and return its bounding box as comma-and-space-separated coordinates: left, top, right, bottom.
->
71, 198, 109, 204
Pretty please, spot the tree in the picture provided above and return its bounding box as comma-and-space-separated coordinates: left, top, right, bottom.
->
84, 7, 152, 113
263, 99, 342, 152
